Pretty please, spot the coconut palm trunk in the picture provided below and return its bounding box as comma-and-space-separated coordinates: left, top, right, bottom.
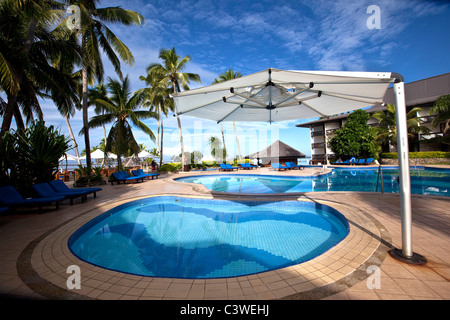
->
81, 60, 91, 170
64, 115, 81, 164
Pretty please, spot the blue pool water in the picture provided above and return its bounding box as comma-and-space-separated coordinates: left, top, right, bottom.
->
69, 196, 349, 279
176, 167, 450, 197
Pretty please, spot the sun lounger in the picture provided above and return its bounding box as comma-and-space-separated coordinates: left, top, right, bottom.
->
271, 163, 288, 171
291, 162, 305, 169
357, 159, 366, 164
49, 179, 101, 198
0, 185, 65, 212
342, 157, 356, 165
364, 158, 374, 165
131, 169, 149, 180
291, 162, 304, 169
132, 169, 160, 180
225, 164, 238, 170
33, 182, 89, 205
138, 169, 159, 179
239, 163, 249, 170
111, 171, 141, 184
285, 162, 302, 170
219, 164, 231, 171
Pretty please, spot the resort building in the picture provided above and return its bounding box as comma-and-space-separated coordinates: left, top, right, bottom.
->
247, 140, 306, 166
297, 73, 450, 164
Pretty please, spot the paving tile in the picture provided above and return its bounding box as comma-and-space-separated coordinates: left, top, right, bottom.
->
0, 169, 448, 300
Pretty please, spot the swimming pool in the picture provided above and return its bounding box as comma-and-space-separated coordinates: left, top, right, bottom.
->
176, 167, 450, 197
69, 196, 349, 279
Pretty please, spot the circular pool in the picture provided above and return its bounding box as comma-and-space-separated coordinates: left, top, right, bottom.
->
69, 196, 349, 279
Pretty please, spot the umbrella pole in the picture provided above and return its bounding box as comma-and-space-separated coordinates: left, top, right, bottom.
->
389, 77, 426, 265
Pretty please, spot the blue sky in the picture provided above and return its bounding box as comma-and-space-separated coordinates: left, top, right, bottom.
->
38, 0, 450, 160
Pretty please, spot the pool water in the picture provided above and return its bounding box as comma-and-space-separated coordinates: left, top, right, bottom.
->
69, 196, 349, 279
176, 167, 450, 197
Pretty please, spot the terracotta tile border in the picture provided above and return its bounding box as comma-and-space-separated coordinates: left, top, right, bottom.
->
17, 190, 391, 300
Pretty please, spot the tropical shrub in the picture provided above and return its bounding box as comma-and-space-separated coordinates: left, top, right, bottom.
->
0, 121, 71, 197
329, 110, 379, 160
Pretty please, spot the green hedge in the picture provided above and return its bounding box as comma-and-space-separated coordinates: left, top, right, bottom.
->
159, 162, 182, 172
381, 151, 450, 159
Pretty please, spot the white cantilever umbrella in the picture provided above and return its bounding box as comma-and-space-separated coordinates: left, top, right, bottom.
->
172, 68, 395, 123
172, 68, 426, 265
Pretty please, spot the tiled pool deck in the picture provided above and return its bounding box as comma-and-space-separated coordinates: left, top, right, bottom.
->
0, 166, 449, 300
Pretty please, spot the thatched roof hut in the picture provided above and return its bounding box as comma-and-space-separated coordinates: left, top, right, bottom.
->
247, 140, 306, 166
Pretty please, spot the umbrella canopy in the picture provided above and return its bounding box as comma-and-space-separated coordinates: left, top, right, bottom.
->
78, 150, 117, 160
137, 150, 152, 158
172, 68, 424, 264
59, 153, 79, 162
172, 68, 396, 123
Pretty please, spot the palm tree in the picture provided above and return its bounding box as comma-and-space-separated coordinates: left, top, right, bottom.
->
208, 135, 226, 163
0, 0, 80, 139
429, 94, 450, 134
213, 68, 243, 160
83, 76, 158, 169
139, 68, 174, 168
88, 83, 109, 146
146, 47, 201, 170
373, 104, 430, 152
60, 0, 144, 170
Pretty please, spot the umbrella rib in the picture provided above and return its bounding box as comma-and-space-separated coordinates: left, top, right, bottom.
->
217, 105, 242, 124
231, 91, 267, 107
273, 87, 311, 108
176, 94, 235, 115
225, 100, 264, 108
300, 101, 327, 117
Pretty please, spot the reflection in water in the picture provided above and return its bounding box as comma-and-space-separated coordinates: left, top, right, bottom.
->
178, 168, 449, 197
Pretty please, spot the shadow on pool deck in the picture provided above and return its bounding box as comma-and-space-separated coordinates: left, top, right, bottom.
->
0, 168, 449, 300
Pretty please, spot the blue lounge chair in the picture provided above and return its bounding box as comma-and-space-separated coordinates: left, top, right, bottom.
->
137, 169, 159, 179
364, 158, 374, 165
290, 162, 304, 170
33, 182, 89, 205
225, 164, 238, 170
343, 157, 356, 165
239, 163, 250, 170
219, 164, 231, 171
131, 169, 149, 181
119, 171, 145, 182
271, 163, 288, 171
285, 162, 301, 170
0, 185, 64, 212
111, 171, 141, 184
49, 179, 101, 199
132, 169, 160, 180
357, 159, 366, 164
240, 163, 257, 169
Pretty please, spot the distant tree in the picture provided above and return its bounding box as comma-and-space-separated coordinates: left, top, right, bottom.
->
372, 104, 430, 152
329, 109, 379, 160
430, 94, 450, 134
